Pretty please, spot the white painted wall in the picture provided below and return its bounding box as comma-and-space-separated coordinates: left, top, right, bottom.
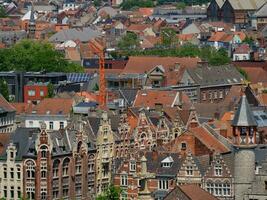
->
25, 119, 67, 130
233, 53, 250, 61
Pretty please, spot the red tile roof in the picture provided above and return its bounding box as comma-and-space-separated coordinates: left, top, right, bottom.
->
189, 126, 230, 153
233, 61, 267, 83
122, 56, 200, 74
26, 98, 73, 115
0, 94, 15, 112
11, 103, 32, 114
138, 8, 154, 16
133, 90, 190, 109
234, 44, 251, 54
179, 184, 219, 200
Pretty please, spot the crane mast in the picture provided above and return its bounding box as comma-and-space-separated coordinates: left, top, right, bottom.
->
89, 39, 106, 107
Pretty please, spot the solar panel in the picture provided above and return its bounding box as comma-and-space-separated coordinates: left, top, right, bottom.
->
67, 73, 92, 83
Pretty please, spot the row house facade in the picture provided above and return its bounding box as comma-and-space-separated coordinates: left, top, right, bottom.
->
0, 122, 97, 200
114, 150, 234, 200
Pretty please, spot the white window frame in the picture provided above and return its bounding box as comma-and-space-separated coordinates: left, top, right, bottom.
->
158, 179, 168, 190
121, 174, 128, 186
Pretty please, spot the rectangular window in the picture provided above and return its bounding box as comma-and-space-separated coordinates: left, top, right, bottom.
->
28, 90, 36, 96
4, 168, 7, 178
219, 91, 223, 99
181, 142, 187, 150
10, 186, 14, 198
158, 179, 168, 190
121, 174, 128, 186
202, 92, 206, 101
186, 166, 193, 176
209, 92, 213, 100
29, 121, 33, 127
49, 122, 53, 130
130, 161, 136, 172
4, 186, 7, 198
214, 165, 222, 176
214, 91, 218, 99
60, 121, 64, 129
10, 168, 14, 179
40, 90, 44, 96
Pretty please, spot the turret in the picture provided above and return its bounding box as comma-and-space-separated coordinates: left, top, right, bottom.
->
232, 95, 257, 200
232, 95, 257, 146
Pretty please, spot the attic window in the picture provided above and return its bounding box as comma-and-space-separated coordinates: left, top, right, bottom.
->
161, 156, 173, 168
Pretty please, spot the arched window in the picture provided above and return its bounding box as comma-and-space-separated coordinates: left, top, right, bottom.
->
53, 159, 60, 178
41, 192, 46, 200
25, 160, 35, 179
40, 146, 48, 158
62, 158, 70, 176
41, 170, 46, 178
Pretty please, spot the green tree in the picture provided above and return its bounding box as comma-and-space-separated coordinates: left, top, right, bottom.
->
242, 36, 254, 46
118, 32, 139, 50
93, 0, 101, 7
120, 0, 154, 10
47, 83, 55, 98
0, 79, 9, 101
161, 28, 178, 47
96, 185, 121, 200
0, 6, 7, 18
208, 48, 230, 66
0, 40, 84, 72
176, 2, 186, 9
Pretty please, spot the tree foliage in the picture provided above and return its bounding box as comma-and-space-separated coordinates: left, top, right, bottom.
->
96, 185, 121, 200
0, 40, 84, 73
242, 36, 254, 46
115, 44, 231, 66
120, 0, 154, 10
0, 6, 7, 18
161, 28, 178, 47
118, 32, 140, 50
0, 79, 9, 101
47, 83, 55, 98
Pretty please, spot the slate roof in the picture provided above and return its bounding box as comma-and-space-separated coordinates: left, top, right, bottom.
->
145, 151, 183, 176
232, 95, 257, 127
186, 65, 244, 87
49, 27, 101, 43
255, 2, 267, 17
0, 128, 40, 160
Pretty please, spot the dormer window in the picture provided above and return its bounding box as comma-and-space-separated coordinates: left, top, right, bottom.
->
161, 156, 173, 168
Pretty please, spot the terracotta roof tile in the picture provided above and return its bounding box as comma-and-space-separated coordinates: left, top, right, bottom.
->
10, 103, 32, 114
179, 184, 219, 200
189, 126, 230, 153
122, 56, 200, 74
133, 90, 190, 109
26, 98, 73, 115
0, 94, 15, 112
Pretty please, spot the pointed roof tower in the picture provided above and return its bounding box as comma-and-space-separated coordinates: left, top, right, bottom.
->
232, 95, 257, 127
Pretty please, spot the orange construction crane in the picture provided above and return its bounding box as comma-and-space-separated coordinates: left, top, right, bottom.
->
89, 39, 106, 107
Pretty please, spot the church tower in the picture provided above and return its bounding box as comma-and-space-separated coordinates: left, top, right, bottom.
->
232, 95, 257, 200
